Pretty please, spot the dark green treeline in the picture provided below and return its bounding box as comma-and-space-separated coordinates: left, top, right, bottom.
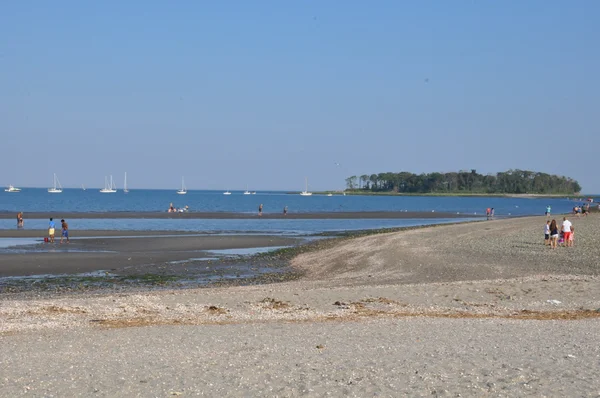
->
345, 170, 581, 194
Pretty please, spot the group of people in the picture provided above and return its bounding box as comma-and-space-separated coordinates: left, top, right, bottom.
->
47, 217, 69, 244
257, 204, 288, 216
485, 207, 495, 220
572, 203, 590, 216
168, 203, 189, 213
544, 217, 573, 249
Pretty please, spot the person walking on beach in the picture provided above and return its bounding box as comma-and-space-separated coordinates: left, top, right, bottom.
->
258, 204, 263, 216
549, 219, 559, 249
569, 226, 575, 247
60, 219, 69, 244
561, 217, 573, 247
544, 220, 551, 246
48, 218, 56, 243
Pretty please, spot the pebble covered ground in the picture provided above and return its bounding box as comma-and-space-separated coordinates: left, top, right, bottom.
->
1, 214, 599, 396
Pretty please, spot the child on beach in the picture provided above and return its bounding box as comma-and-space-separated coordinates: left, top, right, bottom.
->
544, 221, 550, 246
60, 219, 69, 244
569, 226, 574, 246
48, 218, 55, 243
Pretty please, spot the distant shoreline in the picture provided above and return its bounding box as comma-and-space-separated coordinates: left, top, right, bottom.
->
0, 211, 478, 220
311, 191, 584, 198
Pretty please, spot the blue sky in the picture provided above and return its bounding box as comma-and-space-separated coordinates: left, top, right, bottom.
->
1, 1, 598, 192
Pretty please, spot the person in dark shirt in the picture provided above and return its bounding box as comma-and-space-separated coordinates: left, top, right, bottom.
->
60, 219, 69, 244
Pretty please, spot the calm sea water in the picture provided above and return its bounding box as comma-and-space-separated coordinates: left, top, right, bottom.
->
0, 189, 588, 233
0, 188, 583, 215
0, 217, 473, 235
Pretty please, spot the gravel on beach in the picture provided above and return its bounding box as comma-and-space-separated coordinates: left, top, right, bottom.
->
1, 214, 599, 396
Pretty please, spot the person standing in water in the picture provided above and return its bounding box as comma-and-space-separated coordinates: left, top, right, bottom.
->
60, 219, 69, 244
283, 206, 288, 215
48, 218, 56, 243
258, 204, 263, 216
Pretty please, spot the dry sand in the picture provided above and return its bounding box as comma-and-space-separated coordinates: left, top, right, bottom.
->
1, 215, 599, 396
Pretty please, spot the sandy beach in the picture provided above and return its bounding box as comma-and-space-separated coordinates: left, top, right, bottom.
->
1, 215, 599, 396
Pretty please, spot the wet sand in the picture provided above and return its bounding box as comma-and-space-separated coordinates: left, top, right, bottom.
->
0, 235, 300, 277
0, 210, 473, 220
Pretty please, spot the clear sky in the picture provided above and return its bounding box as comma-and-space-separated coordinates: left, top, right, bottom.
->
1, 1, 598, 192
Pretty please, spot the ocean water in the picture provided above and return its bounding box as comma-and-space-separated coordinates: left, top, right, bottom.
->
0, 188, 584, 215
0, 217, 473, 235
0, 189, 589, 234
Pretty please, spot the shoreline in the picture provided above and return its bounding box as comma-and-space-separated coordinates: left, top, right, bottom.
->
313, 191, 584, 198
0, 210, 478, 220
2, 214, 600, 395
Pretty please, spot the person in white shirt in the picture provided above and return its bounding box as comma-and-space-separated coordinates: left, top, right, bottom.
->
544, 221, 551, 246
561, 217, 573, 247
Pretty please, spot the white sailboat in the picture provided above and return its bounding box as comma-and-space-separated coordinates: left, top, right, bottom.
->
123, 172, 129, 193
243, 185, 251, 195
48, 173, 63, 193
81, 184, 86, 191
300, 177, 312, 196
4, 185, 21, 193
177, 177, 187, 195
99, 175, 117, 193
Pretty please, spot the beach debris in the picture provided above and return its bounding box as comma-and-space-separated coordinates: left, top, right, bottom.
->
546, 299, 562, 305
260, 297, 290, 309
205, 305, 228, 315
316, 344, 325, 349
333, 301, 347, 306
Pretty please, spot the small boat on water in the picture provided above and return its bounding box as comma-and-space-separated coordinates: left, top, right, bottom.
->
327, 193, 333, 197
100, 175, 117, 193
243, 185, 251, 195
177, 177, 187, 195
5, 185, 21, 193
223, 190, 232, 195
123, 172, 129, 193
81, 184, 86, 191
300, 177, 312, 196
48, 173, 63, 193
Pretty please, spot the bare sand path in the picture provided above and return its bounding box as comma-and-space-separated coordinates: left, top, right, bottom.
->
1, 215, 599, 396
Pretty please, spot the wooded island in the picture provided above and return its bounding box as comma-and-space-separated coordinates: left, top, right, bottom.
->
345, 170, 581, 195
